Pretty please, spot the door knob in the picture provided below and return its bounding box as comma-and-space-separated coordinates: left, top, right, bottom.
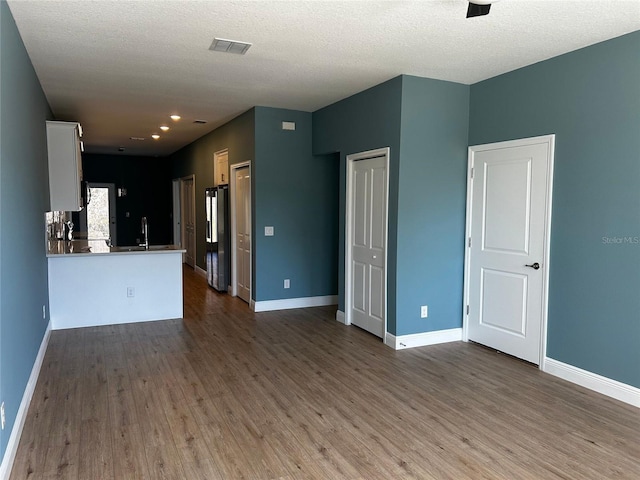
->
525, 262, 540, 270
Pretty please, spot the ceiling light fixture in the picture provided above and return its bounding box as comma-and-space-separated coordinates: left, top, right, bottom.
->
209, 37, 252, 55
170, 115, 181, 121
151, 134, 160, 140
466, 0, 499, 18
160, 126, 170, 131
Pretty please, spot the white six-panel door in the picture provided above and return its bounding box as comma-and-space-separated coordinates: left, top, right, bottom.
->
347, 150, 388, 338
466, 136, 554, 364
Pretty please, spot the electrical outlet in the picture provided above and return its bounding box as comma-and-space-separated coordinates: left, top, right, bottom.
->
284, 279, 290, 289
265, 226, 274, 236
127, 287, 135, 298
1, 402, 5, 430
420, 305, 428, 318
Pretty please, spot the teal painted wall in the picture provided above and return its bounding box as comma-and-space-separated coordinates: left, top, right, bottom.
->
171, 107, 338, 303
396, 76, 469, 335
313, 76, 403, 332
469, 31, 640, 388
312, 75, 469, 336
253, 107, 338, 301
171, 109, 255, 280
0, 0, 52, 457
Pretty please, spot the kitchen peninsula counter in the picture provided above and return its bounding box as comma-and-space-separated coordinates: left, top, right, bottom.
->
47, 240, 186, 330
47, 239, 185, 256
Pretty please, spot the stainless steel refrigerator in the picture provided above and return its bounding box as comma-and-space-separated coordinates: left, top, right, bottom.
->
205, 186, 229, 291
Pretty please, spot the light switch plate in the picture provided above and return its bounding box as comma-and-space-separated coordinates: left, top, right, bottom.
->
265, 226, 274, 236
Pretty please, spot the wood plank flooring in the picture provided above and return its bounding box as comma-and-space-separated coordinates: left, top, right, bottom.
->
10, 267, 640, 479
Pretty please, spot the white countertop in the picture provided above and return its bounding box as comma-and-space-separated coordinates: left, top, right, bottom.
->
47, 240, 186, 257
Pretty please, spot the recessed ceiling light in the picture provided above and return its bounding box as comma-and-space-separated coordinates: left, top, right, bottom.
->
151, 134, 160, 140
209, 37, 252, 55
130, 136, 145, 141
160, 126, 170, 131
170, 115, 181, 121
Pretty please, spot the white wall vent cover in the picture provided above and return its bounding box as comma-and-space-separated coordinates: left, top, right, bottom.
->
209, 38, 252, 55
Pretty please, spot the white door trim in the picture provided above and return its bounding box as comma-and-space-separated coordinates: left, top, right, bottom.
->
345, 147, 390, 337
229, 161, 251, 299
462, 134, 555, 369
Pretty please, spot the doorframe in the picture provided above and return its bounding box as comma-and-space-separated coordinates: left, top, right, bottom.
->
344, 147, 390, 337
229, 161, 251, 299
180, 174, 196, 269
462, 134, 555, 369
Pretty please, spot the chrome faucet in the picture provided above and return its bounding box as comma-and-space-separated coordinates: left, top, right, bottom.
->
140, 216, 149, 250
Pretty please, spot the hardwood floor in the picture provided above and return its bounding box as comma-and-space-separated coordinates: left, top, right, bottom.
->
10, 267, 640, 479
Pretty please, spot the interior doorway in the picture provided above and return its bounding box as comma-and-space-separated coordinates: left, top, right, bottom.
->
181, 175, 196, 268
172, 178, 181, 248
230, 162, 251, 304
464, 135, 555, 365
345, 148, 390, 339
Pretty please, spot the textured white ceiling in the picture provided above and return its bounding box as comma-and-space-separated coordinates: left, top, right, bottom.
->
7, 0, 640, 156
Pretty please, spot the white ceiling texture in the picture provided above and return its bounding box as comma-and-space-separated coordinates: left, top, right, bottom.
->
7, 0, 640, 156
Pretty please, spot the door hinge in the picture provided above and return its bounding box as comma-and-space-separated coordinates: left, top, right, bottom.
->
466, 305, 470, 315
470, 167, 474, 179
468, 237, 472, 248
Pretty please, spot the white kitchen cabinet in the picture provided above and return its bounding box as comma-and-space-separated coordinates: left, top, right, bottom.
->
47, 120, 83, 211
215, 149, 229, 185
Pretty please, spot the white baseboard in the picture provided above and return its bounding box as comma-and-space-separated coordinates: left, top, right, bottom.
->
335, 310, 347, 324
252, 295, 338, 313
385, 328, 462, 350
0, 321, 52, 480
195, 265, 207, 278
543, 357, 640, 408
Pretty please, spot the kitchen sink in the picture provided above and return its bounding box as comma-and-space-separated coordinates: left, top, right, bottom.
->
148, 245, 174, 250
111, 244, 176, 252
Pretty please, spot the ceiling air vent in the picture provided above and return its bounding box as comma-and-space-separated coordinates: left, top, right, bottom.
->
193, 120, 208, 124
209, 37, 252, 55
